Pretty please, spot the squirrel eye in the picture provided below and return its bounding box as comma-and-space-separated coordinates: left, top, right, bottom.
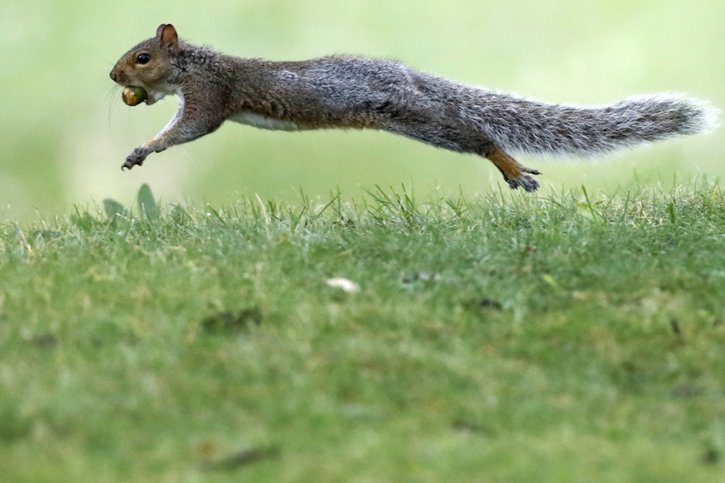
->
136, 53, 151, 65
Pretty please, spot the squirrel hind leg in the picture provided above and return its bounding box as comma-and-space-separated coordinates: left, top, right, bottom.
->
483, 143, 541, 192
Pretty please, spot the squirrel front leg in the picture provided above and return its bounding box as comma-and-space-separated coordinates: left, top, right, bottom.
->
122, 99, 225, 170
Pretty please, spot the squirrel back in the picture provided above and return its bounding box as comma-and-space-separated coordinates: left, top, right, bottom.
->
110, 24, 719, 192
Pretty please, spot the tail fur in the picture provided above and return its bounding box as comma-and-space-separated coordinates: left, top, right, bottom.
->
458, 89, 719, 156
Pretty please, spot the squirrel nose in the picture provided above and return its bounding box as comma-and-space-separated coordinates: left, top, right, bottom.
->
110, 70, 125, 83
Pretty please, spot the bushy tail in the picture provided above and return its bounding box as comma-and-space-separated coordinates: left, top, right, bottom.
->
461, 90, 719, 156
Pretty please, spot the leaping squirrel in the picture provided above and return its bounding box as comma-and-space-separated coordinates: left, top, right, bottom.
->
110, 24, 718, 192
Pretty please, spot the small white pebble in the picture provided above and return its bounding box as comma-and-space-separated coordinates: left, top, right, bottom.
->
326, 277, 360, 293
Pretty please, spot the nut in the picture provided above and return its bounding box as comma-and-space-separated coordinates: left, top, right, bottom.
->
122, 86, 148, 106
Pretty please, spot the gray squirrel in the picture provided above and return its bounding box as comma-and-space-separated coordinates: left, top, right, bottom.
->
110, 24, 718, 192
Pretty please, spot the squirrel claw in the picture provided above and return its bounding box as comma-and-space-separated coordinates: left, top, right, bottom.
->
506, 173, 540, 192
505, 163, 541, 192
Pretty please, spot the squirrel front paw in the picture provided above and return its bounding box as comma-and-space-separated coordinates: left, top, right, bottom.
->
122, 147, 149, 170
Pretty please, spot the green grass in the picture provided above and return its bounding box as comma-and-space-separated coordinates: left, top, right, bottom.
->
1, 184, 725, 482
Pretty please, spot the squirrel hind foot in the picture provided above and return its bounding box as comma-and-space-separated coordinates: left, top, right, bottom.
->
505, 173, 540, 192
484, 143, 541, 192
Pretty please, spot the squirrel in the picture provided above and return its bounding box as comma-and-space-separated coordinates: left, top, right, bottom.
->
110, 24, 718, 192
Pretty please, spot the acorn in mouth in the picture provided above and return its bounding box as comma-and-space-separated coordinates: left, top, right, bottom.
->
122, 86, 148, 106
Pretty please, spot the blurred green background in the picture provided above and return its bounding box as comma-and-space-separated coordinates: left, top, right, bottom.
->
0, 0, 722, 220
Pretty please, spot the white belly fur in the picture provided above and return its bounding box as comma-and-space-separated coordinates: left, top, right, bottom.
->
230, 111, 300, 131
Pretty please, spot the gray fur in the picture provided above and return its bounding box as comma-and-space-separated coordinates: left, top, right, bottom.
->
297, 59, 719, 156
111, 24, 718, 190
228, 55, 719, 158
454, 88, 719, 156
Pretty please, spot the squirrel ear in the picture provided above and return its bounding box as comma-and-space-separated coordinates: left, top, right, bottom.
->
157, 24, 179, 50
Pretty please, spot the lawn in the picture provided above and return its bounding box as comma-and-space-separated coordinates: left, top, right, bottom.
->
1, 184, 724, 482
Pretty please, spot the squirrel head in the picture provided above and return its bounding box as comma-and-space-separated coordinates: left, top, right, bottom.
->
110, 24, 181, 105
